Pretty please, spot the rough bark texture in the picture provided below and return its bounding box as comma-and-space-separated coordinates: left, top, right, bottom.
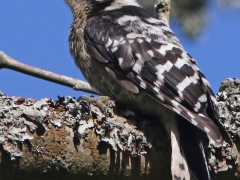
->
0, 78, 240, 180
0, 92, 172, 180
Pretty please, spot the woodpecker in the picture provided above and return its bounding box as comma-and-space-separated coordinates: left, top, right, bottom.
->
65, 0, 232, 179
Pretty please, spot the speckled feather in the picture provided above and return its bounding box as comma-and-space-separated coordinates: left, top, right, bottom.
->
84, 6, 231, 145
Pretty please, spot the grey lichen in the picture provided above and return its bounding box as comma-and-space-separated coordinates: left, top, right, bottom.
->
206, 78, 240, 174
0, 93, 34, 159
216, 78, 240, 141
1, 79, 239, 178
0, 92, 151, 161
96, 114, 150, 154
155, 0, 171, 26
63, 96, 151, 155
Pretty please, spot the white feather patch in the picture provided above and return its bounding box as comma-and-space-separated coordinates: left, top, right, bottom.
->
176, 77, 192, 92
118, 58, 123, 65
204, 127, 210, 133
105, 38, 113, 47
158, 44, 173, 54
103, 0, 140, 11
198, 94, 207, 103
132, 62, 142, 73
174, 58, 185, 69
170, 123, 190, 180
147, 50, 154, 57
201, 77, 210, 87
117, 15, 139, 26
163, 61, 173, 72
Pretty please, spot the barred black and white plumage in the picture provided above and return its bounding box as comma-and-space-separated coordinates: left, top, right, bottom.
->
65, 0, 232, 179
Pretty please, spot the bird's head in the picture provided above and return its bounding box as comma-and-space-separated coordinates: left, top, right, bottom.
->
65, 0, 140, 17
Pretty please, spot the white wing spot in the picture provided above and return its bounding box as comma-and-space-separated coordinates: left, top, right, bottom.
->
191, 119, 198, 126
201, 77, 210, 87
153, 87, 159, 93
132, 62, 142, 73
146, 38, 151, 43
189, 72, 199, 84
147, 50, 154, 57
174, 58, 185, 69
106, 38, 113, 47
117, 15, 139, 25
194, 107, 199, 112
198, 113, 205, 117
178, 91, 183, 99
157, 94, 164, 101
172, 107, 181, 114
140, 81, 147, 89
204, 127, 210, 133
111, 46, 118, 52
194, 102, 201, 112
119, 39, 126, 45
163, 61, 173, 72
171, 100, 179, 107
159, 44, 173, 54
153, 79, 164, 88
146, 17, 161, 24
187, 112, 194, 119
127, 33, 145, 39
104, 0, 140, 10
137, 38, 144, 43
112, 39, 120, 47
155, 64, 165, 74
181, 52, 191, 64
135, 53, 141, 59
129, 39, 134, 44
198, 94, 207, 103
176, 78, 192, 92
210, 95, 218, 105
118, 58, 123, 65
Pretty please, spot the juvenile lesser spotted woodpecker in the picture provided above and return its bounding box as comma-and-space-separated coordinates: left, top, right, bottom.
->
65, 0, 232, 179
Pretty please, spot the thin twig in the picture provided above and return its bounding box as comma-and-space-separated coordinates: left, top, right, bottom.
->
155, 0, 171, 26
0, 1, 170, 96
0, 51, 98, 95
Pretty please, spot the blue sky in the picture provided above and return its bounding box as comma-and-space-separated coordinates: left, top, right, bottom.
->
0, 1, 240, 100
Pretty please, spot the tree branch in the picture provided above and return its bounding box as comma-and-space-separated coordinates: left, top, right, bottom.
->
0, 1, 171, 97
0, 92, 171, 179
0, 76, 240, 179
0, 51, 98, 95
155, 0, 171, 26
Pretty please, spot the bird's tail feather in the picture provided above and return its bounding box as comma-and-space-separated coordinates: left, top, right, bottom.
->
170, 124, 192, 180
177, 116, 211, 180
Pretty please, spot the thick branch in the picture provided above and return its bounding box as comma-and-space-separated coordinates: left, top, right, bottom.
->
155, 0, 171, 26
0, 51, 98, 95
0, 92, 171, 179
0, 77, 240, 179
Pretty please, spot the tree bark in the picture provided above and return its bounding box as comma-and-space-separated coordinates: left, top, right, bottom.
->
0, 78, 240, 180
155, 0, 171, 26
0, 93, 172, 180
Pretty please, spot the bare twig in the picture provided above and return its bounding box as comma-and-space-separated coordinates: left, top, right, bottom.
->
0, 1, 171, 97
0, 51, 98, 95
155, 0, 171, 26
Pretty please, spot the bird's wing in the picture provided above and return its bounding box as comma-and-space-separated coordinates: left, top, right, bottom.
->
84, 6, 230, 145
